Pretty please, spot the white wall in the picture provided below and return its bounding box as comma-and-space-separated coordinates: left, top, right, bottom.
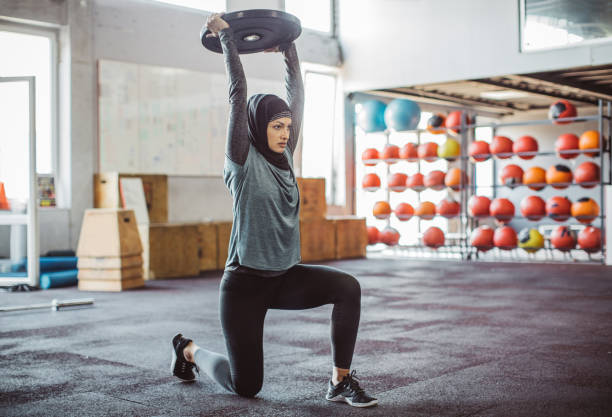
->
338, 0, 612, 92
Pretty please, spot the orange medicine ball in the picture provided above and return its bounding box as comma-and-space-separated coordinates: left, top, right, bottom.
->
546, 164, 573, 189
520, 195, 546, 221
424, 170, 446, 190
415, 201, 436, 220
361, 148, 379, 166
399, 143, 418, 161
367, 226, 380, 245
494, 226, 518, 250
550, 225, 576, 251
418, 142, 438, 162
579, 130, 600, 157
426, 113, 446, 134
407, 173, 425, 191
555, 133, 580, 159
471, 226, 495, 252
490, 198, 515, 223
513, 135, 538, 160
382, 144, 400, 163
423, 226, 445, 248
362, 173, 381, 191
395, 202, 414, 221
490, 136, 514, 158
373, 201, 392, 219
469, 140, 490, 162
379, 227, 400, 246
523, 166, 547, 191
500, 164, 524, 188
388, 172, 408, 192
468, 195, 491, 218
546, 196, 572, 222
574, 161, 600, 188
445, 168, 468, 191
436, 197, 460, 218
571, 197, 599, 224
578, 226, 602, 253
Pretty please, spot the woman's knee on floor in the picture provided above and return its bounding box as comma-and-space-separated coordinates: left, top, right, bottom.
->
233, 378, 263, 398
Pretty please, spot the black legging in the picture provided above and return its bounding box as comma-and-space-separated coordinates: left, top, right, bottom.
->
192, 263, 361, 397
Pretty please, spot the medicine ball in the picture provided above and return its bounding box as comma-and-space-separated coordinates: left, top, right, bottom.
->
513, 135, 538, 160
571, 197, 599, 224
471, 226, 495, 252
523, 166, 547, 191
546, 164, 573, 189
577, 226, 602, 253
362, 173, 381, 191
468, 195, 491, 218
494, 226, 518, 250
395, 202, 414, 221
500, 164, 524, 188
373, 201, 392, 219
546, 196, 572, 222
520, 195, 546, 221
438, 138, 461, 161
367, 226, 380, 245
382, 144, 400, 163
550, 225, 576, 251
418, 142, 438, 162
445, 168, 468, 191
490, 198, 515, 223
548, 99, 577, 124
415, 201, 436, 220
445, 110, 471, 133
579, 130, 600, 157
384, 99, 421, 131
423, 226, 445, 248
407, 173, 425, 192
490, 136, 514, 158
356, 100, 387, 133
361, 148, 379, 166
574, 161, 600, 188
424, 170, 446, 190
388, 173, 408, 192
436, 197, 460, 218
518, 228, 544, 253
555, 133, 580, 159
380, 227, 400, 246
426, 113, 446, 134
469, 140, 490, 162
399, 143, 418, 161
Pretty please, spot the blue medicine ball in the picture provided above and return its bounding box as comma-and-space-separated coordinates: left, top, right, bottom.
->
384, 99, 421, 131
356, 100, 387, 133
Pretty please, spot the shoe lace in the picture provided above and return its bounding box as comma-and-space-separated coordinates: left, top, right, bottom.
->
344, 370, 365, 397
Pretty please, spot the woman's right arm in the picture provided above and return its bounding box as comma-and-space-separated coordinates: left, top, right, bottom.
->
208, 14, 250, 166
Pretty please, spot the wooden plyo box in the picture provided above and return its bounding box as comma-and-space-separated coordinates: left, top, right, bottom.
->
299, 218, 336, 262
296, 177, 326, 220
215, 221, 233, 270
94, 173, 168, 223
149, 223, 200, 279
197, 222, 218, 272
330, 216, 367, 259
78, 278, 145, 292
76, 209, 142, 258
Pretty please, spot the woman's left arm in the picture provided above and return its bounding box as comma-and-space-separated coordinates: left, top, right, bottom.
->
282, 43, 304, 154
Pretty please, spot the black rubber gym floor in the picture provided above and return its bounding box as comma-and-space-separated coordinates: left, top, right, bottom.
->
1, 258, 611, 417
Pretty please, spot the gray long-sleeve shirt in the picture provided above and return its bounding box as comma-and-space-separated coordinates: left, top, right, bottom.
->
219, 28, 305, 276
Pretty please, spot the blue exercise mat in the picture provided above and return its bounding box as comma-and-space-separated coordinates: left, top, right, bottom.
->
40, 269, 78, 290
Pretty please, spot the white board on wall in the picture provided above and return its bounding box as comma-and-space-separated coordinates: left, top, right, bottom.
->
98, 59, 285, 176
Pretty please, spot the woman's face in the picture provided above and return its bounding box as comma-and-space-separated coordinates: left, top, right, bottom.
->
267, 117, 292, 153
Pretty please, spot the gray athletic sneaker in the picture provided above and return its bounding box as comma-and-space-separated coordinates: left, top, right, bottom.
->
326, 370, 378, 408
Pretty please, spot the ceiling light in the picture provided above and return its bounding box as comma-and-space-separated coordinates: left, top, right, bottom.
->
480, 90, 530, 100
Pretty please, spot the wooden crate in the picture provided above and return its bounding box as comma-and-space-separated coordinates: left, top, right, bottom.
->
78, 277, 145, 292
299, 218, 336, 262
94, 173, 168, 223
215, 221, 233, 270
149, 223, 199, 279
296, 177, 326, 220
197, 222, 218, 272
77, 254, 142, 269
330, 216, 367, 259
76, 209, 142, 258
78, 266, 143, 281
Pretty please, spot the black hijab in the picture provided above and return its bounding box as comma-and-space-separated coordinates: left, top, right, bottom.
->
247, 94, 292, 170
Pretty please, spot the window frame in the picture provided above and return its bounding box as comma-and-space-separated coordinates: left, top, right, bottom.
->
148, 0, 227, 13
0, 21, 59, 181
283, 0, 336, 37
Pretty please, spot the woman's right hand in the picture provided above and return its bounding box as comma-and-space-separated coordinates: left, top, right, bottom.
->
205, 12, 229, 37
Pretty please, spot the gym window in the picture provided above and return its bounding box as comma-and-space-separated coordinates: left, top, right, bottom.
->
149, 0, 226, 12
0, 24, 58, 200
284, 0, 333, 34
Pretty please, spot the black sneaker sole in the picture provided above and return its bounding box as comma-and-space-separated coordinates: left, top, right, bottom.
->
171, 348, 196, 381
327, 394, 378, 408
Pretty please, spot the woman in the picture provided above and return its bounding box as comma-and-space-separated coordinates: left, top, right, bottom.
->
170, 13, 377, 408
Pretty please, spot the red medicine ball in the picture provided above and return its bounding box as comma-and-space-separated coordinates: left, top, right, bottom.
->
367, 226, 379, 245
468, 195, 491, 218
555, 133, 580, 159
577, 226, 602, 253
520, 195, 546, 221
490, 198, 515, 223
550, 226, 576, 252
424, 170, 446, 190
574, 161, 600, 189
423, 227, 445, 248
395, 203, 414, 221
436, 198, 460, 218
379, 227, 400, 246
500, 164, 524, 188
469, 140, 490, 162
513, 135, 538, 160
549, 99, 577, 124
399, 143, 418, 161
471, 226, 495, 252
494, 226, 518, 250
388, 173, 408, 192
407, 173, 425, 191
490, 136, 514, 158
546, 196, 572, 222
361, 148, 379, 166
